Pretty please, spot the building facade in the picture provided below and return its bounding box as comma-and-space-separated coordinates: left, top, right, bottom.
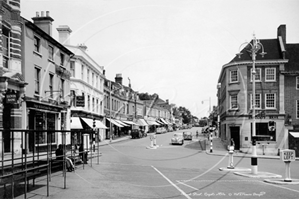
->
217, 25, 298, 155
0, 0, 27, 155
56, 25, 107, 145
22, 12, 73, 152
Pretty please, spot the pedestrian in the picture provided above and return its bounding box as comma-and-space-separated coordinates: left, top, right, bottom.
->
55, 144, 75, 172
79, 144, 88, 164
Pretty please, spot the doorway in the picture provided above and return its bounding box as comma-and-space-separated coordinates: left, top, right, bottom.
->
230, 126, 240, 150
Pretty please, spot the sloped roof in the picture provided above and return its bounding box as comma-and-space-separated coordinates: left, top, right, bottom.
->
229, 39, 282, 63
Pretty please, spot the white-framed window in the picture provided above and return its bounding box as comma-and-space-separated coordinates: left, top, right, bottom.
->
35, 67, 41, 95
81, 65, 84, 79
296, 100, 299, 119
250, 93, 261, 109
49, 73, 54, 98
265, 93, 276, 109
70, 61, 75, 77
87, 69, 90, 83
265, 68, 276, 82
230, 94, 238, 109
296, 76, 299, 90
92, 72, 94, 86
48, 45, 54, 60
250, 68, 261, 82
60, 78, 65, 98
34, 35, 40, 53
88, 95, 90, 110
230, 70, 238, 83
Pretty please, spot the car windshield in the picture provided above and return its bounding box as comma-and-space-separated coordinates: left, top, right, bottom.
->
185, 132, 192, 135
174, 133, 182, 137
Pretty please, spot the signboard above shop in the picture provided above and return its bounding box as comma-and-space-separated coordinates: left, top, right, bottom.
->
76, 96, 85, 107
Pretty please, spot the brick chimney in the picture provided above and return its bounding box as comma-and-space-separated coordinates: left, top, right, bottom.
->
277, 24, 286, 45
115, 74, 123, 85
57, 25, 72, 45
32, 11, 54, 36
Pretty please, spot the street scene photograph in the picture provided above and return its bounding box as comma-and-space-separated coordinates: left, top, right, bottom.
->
0, 0, 299, 198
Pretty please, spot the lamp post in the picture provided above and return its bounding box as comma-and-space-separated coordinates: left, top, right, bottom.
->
237, 34, 266, 175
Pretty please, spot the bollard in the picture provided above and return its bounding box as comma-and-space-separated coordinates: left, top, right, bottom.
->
150, 135, 154, 148
227, 146, 235, 169
153, 134, 157, 146
280, 149, 296, 182
210, 132, 213, 153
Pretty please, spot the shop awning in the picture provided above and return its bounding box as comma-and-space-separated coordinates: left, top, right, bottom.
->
71, 117, 83, 129
156, 120, 164, 125
80, 118, 107, 129
107, 118, 124, 127
115, 119, 129, 127
147, 120, 161, 126
289, 132, 299, 138
137, 119, 148, 126
95, 120, 108, 129
160, 118, 169, 125
123, 121, 138, 125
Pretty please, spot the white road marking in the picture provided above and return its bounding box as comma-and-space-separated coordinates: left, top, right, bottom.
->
151, 166, 192, 199
176, 180, 198, 191
259, 180, 299, 193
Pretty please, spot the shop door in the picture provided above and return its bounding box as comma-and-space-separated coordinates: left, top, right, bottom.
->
230, 126, 240, 150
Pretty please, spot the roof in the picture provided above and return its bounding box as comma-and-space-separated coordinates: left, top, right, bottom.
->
229, 39, 282, 63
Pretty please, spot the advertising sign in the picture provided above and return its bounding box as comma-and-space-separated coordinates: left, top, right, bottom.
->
76, 96, 85, 107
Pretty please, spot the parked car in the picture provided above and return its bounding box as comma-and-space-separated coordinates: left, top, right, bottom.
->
183, 131, 193, 140
171, 132, 184, 145
201, 126, 209, 134
131, 129, 142, 139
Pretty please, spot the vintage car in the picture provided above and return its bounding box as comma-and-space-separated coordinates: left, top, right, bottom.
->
131, 129, 142, 139
183, 131, 193, 140
171, 133, 184, 145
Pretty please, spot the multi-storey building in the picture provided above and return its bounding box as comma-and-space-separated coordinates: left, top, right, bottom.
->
57, 25, 107, 145
22, 12, 73, 152
217, 25, 298, 155
0, 0, 26, 155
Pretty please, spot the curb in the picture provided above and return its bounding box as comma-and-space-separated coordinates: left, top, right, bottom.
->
219, 167, 251, 172
234, 171, 282, 178
205, 150, 283, 160
264, 179, 299, 185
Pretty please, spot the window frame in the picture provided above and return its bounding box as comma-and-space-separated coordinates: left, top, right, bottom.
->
250, 68, 262, 82
34, 35, 41, 53
265, 68, 276, 82
250, 93, 262, 109
230, 70, 238, 83
49, 73, 54, 99
230, 94, 238, 110
60, 52, 65, 66
35, 67, 41, 95
48, 45, 54, 61
265, 93, 276, 109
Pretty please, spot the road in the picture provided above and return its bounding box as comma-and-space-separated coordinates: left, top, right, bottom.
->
18, 127, 299, 199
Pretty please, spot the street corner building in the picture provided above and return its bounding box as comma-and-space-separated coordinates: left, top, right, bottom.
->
217, 25, 299, 156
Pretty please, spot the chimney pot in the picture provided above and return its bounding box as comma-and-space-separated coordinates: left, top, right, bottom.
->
46, 11, 50, 17
36, 12, 39, 17
41, 11, 44, 17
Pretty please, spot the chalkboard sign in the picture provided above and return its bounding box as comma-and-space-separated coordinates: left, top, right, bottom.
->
76, 96, 85, 107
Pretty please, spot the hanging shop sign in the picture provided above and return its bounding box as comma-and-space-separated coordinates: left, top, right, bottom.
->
76, 96, 85, 107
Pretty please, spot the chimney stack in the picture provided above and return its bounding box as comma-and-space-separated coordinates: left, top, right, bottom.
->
57, 25, 72, 45
277, 24, 286, 45
115, 74, 123, 85
32, 11, 54, 36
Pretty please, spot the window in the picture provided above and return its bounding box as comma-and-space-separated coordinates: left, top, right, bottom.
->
96, 99, 99, 113
70, 61, 75, 77
251, 123, 276, 141
49, 74, 54, 98
250, 93, 261, 109
296, 76, 299, 90
88, 95, 90, 110
297, 100, 299, 119
230, 70, 238, 83
34, 36, 40, 52
81, 65, 84, 79
92, 72, 94, 86
250, 68, 261, 82
230, 94, 238, 109
265, 93, 276, 109
2, 26, 9, 68
87, 69, 90, 83
96, 75, 98, 89
60, 53, 65, 66
60, 78, 65, 98
35, 67, 41, 94
48, 45, 54, 60
265, 68, 276, 81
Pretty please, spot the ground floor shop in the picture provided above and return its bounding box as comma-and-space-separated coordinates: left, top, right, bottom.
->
219, 114, 287, 155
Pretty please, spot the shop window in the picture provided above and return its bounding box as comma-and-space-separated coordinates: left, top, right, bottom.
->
251, 122, 276, 141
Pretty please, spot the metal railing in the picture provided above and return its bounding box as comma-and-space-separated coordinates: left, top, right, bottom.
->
0, 129, 101, 199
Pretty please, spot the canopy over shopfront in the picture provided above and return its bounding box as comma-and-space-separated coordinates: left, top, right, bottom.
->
114, 119, 130, 127
146, 120, 161, 126
159, 118, 169, 125
123, 120, 138, 125
289, 132, 299, 138
136, 119, 148, 126
106, 118, 124, 127
71, 117, 107, 129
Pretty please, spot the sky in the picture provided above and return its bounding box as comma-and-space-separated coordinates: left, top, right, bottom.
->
20, 0, 299, 119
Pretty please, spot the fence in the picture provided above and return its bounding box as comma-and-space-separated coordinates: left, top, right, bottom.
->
0, 129, 101, 199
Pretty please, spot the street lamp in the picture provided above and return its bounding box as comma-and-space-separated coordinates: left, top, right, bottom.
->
109, 83, 123, 142
237, 34, 266, 175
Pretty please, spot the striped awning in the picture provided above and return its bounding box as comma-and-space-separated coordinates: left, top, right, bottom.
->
123, 121, 138, 125
107, 118, 124, 127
